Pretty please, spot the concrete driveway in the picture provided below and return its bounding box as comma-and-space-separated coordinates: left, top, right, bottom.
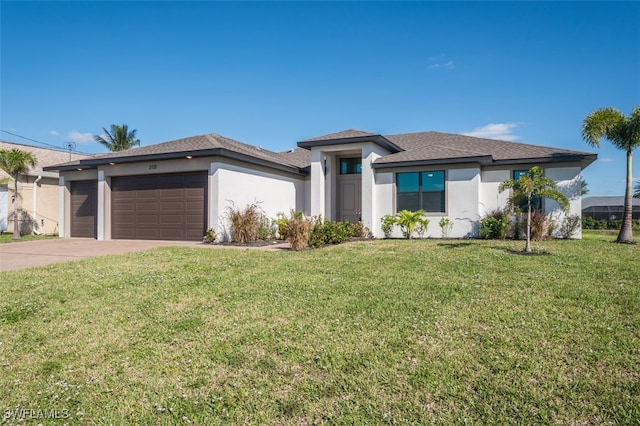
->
0, 238, 198, 272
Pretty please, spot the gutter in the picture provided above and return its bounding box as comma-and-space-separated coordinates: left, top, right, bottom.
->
32, 175, 42, 234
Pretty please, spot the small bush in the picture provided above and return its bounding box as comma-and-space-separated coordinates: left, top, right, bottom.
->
380, 214, 396, 239
479, 209, 509, 239
288, 217, 312, 250
274, 213, 289, 240
439, 217, 454, 238
353, 221, 370, 239
257, 214, 275, 241
203, 228, 217, 244
607, 220, 622, 230
226, 201, 262, 243
309, 218, 355, 247
526, 210, 549, 241
559, 215, 581, 239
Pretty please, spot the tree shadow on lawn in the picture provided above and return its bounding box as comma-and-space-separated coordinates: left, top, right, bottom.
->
486, 244, 552, 256
437, 242, 474, 249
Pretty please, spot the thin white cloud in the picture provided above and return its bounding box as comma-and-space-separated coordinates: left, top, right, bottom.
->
67, 130, 94, 144
49, 130, 60, 137
598, 157, 615, 163
463, 123, 520, 141
427, 54, 454, 70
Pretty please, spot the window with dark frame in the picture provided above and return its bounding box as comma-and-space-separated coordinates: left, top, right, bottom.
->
396, 170, 445, 212
340, 158, 362, 175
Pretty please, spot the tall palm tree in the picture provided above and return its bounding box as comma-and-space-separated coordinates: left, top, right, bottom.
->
0, 148, 37, 240
582, 105, 640, 243
499, 166, 569, 253
94, 124, 141, 152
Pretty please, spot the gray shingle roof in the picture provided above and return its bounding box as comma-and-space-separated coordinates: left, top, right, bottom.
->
375, 131, 595, 166
300, 129, 380, 142
0, 140, 92, 177
46, 134, 308, 174
277, 148, 311, 169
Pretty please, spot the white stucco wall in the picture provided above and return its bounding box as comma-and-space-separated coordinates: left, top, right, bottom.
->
211, 162, 306, 240
544, 166, 583, 238
479, 169, 511, 216
446, 167, 481, 238
373, 171, 395, 238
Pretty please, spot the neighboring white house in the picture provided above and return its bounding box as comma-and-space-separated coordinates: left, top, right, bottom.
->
0, 141, 91, 235
45, 129, 596, 241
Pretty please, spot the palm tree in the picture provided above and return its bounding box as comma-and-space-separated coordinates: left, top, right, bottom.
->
395, 209, 428, 239
94, 124, 141, 151
0, 148, 37, 240
634, 181, 640, 199
582, 106, 640, 243
499, 166, 569, 253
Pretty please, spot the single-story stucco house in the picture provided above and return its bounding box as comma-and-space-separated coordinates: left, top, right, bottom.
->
44, 129, 596, 241
1, 141, 91, 235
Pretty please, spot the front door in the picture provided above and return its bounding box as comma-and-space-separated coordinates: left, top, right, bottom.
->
337, 157, 362, 223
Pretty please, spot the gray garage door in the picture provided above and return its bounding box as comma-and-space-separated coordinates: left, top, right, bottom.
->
111, 172, 207, 241
70, 180, 98, 238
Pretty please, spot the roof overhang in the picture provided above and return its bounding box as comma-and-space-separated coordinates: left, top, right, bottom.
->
44, 148, 308, 176
297, 134, 403, 153
491, 153, 598, 168
372, 155, 493, 169
372, 153, 598, 170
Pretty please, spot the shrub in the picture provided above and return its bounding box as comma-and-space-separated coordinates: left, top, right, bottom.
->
479, 209, 509, 239
559, 214, 581, 239
309, 218, 355, 247
226, 201, 262, 243
257, 214, 275, 241
274, 212, 290, 240
353, 221, 370, 239
582, 216, 596, 230
607, 220, 621, 230
287, 217, 312, 250
380, 214, 396, 239
529, 210, 549, 241
439, 217, 454, 238
202, 228, 217, 244
416, 217, 430, 238
395, 210, 427, 239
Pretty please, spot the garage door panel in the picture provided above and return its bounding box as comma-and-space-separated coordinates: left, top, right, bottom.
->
70, 181, 97, 238
159, 188, 185, 197
111, 172, 206, 241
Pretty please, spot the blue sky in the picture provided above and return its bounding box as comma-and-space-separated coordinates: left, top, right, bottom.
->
1, 1, 639, 196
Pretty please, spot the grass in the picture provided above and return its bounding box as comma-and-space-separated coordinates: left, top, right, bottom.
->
0, 233, 58, 243
0, 237, 638, 424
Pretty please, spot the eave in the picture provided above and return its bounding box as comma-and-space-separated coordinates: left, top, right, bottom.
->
298, 135, 403, 153
44, 148, 309, 176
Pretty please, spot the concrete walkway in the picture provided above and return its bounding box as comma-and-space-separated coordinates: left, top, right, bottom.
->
0, 239, 290, 272
0, 238, 195, 272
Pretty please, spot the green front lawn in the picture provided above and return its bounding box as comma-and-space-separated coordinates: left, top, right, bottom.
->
1, 238, 638, 424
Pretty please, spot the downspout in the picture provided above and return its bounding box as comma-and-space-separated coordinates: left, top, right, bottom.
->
33, 175, 42, 234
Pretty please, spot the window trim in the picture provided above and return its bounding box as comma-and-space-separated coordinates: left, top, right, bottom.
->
395, 170, 446, 214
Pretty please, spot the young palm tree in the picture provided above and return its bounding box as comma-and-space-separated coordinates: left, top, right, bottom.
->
499, 166, 569, 253
94, 124, 141, 152
0, 148, 37, 240
395, 209, 428, 239
582, 105, 640, 243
